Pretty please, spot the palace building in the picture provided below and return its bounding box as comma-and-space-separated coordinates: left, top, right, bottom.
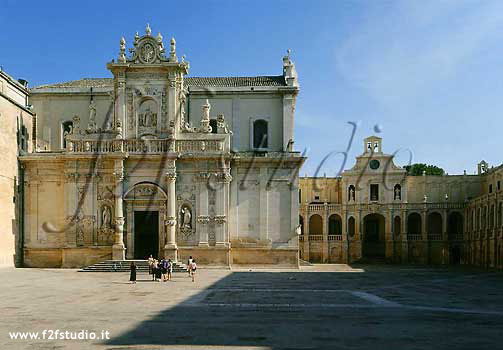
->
15, 25, 304, 268
299, 136, 503, 269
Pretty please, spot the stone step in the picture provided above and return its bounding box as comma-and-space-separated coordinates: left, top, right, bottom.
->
79, 260, 188, 272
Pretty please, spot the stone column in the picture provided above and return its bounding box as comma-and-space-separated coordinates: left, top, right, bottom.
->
116, 78, 126, 137
401, 209, 408, 263
112, 160, 125, 260
322, 203, 328, 262
215, 172, 231, 247
164, 168, 178, 261
421, 209, 428, 264
198, 172, 210, 246
304, 208, 310, 261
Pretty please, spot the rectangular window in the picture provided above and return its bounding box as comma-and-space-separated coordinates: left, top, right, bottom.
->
314, 195, 320, 201
498, 181, 501, 190
370, 184, 379, 201
489, 184, 493, 194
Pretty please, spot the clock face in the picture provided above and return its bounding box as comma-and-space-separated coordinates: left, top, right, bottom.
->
369, 159, 380, 170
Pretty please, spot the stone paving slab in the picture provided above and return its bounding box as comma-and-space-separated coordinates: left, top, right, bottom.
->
0, 265, 502, 350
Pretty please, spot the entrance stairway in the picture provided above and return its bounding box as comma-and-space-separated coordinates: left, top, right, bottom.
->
79, 260, 187, 272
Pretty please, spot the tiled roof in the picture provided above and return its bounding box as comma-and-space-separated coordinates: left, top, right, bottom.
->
31, 76, 286, 90
185, 76, 286, 87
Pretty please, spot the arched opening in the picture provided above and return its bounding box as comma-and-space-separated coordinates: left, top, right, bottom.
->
427, 212, 443, 240
347, 217, 355, 238
393, 216, 401, 238
253, 119, 268, 149
407, 213, 422, 237
451, 246, 461, 265
363, 213, 386, 258
448, 212, 463, 240
328, 214, 342, 235
299, 216, 304, 235
309, 214, 323, 235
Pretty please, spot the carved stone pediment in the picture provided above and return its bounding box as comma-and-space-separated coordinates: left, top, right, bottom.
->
124, 182, 168, 201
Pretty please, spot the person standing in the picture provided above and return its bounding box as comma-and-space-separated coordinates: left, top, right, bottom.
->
129, 262, 137, 284
161, 258, 168, 282
148, 255, 154, 281
190, 259, 197, 282
155, 260, 162, 281
187, 256, 193, 277
167, 259, 173, 281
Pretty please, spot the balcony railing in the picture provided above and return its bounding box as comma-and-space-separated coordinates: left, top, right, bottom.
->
328, 234, 342, 241
407, 234, 422, 241
308, 234, 323, 241
65, 138, 226, 154
427, 234, 443, 241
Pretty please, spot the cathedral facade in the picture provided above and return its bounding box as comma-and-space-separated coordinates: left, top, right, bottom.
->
19, 25, 304, 268
299, 136, 502, 269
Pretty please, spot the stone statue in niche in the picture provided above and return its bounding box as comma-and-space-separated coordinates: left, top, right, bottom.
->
180, 206, 192, 229
102, 206, 111, 228
394, 186, 401, 200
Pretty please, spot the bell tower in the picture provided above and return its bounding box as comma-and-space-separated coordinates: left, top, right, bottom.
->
364, 136, 382, 155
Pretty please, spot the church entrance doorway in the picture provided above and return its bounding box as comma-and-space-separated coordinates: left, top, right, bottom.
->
134, 211, 159, 259
363, 213, 386, 259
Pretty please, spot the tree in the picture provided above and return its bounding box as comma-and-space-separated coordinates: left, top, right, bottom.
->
404, 163, 445, 176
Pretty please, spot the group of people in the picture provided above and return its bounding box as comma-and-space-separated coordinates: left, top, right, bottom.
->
128, 255, 197, 283
148, 256, 174, 282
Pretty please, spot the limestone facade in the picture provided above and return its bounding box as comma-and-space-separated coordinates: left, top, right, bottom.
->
299, 136, 501, 268
0, 69, 34, 266
19, 26, 304, 268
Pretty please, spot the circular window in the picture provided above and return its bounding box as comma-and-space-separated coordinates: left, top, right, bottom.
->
369, 159, 380, 170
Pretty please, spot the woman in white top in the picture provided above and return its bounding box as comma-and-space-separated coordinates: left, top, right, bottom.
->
190, 259, 197, 282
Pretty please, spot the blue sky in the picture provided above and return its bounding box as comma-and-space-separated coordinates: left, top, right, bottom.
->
1, 0, 501, 175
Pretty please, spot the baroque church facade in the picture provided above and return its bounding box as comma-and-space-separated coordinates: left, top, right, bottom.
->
300, 136, 503, 269
18, 25, 304, 268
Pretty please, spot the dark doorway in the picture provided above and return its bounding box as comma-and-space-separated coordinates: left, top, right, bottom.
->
451, 246, 461, 265
134, 211, 159, 259
363, 213, 386, 258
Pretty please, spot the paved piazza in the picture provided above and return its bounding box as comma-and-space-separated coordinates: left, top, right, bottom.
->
1, 265, 502, 350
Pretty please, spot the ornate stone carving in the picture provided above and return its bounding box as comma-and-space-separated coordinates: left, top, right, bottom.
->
165, 216, 177, 226
216, 114, 232, 134
101, 205, 112, 228
180, 205, 192, 229
214, 215, 227, 225
199, 99, 212, 133
165, 171, 177, 181
197, 215, 210, 224
118, 36, 126, 63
